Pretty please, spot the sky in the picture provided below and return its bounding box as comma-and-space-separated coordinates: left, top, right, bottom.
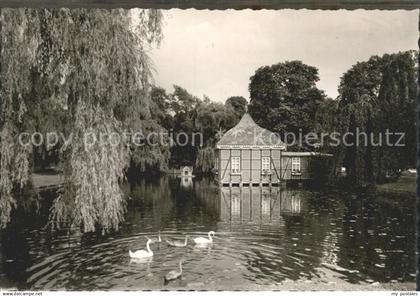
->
150, 9, 418, 102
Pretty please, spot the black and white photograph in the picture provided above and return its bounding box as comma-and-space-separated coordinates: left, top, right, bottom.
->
0, 2, 418, 293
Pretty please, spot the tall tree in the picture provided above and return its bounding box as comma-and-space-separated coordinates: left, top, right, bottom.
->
248, 61, 326, 147
225, 96, 247, 119
0, 9, 37, 226
149, 86, 174, 130
0, 9, 164, 232
149, 85, 244, 174
338, 51, 417, 185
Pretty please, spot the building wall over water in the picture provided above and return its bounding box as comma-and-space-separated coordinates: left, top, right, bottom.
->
216, 149, 312, 185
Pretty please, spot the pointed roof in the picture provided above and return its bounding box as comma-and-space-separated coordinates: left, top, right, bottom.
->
216, 113, 286, 149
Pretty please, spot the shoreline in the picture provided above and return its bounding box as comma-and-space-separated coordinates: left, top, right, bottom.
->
376, 172, 416, 193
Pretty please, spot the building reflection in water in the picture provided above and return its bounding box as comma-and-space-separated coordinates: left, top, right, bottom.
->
219, 186, 306, 224
180, 177, 193, 188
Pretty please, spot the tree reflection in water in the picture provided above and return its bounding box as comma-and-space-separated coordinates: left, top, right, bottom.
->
0, 177, 415, 289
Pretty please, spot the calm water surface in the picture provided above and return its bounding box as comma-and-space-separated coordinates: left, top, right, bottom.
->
0, 177, 415, 290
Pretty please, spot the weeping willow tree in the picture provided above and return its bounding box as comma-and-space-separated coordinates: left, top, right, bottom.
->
0, 9, 164, 232
0, 10, 38, 226
338, 51, 417, 186
195, 147, 215, 175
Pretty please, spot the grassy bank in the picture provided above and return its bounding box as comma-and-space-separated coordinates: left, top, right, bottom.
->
376, 172, 416, 193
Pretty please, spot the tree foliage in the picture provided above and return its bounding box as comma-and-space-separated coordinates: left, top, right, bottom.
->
148, 85, 244, 174
0, 9, 163, 231
248, 61, 326, 138
225, 96, 247, 124
0, 9, 39, 226
338, 51, 417, 185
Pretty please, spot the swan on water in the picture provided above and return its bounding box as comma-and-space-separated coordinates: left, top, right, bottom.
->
146, 231, 162, 244
129, 257, 152, 264
166, 235, 189, 247
193, 231, 215, 244
129, 239, 154, 259
164, 260, 184, 283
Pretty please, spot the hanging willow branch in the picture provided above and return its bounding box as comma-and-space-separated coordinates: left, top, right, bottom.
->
46, 9, 163, 233
50, 101, 130, 232
0, 9, 164, 232
0, 9, 39, 226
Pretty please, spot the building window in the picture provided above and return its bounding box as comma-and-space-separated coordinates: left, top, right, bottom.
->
231, 156, 241, 173
262, 157, 270, 172
291, 157, 301, 173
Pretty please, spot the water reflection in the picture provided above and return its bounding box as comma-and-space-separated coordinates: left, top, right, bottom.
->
220, 186, 306, 224
0, 177, 415, 290
180, 177, 193, 188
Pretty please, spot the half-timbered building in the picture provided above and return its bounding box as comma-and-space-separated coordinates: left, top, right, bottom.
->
215, 113, 324, 186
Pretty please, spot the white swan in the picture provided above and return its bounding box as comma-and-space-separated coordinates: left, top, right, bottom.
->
129, 239, 154, 259
193, 231, 215, 244
129, 257, 152, 264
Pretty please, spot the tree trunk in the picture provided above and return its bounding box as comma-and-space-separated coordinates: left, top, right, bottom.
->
344, 113, 358, 185
365, 108, 374, 184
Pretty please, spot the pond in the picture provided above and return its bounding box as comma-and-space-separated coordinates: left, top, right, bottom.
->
0, 177, 416, 290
